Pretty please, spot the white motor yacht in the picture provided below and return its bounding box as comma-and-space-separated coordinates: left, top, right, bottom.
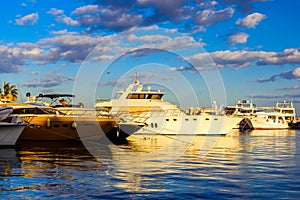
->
246, 111, 289, 130
95, 78, 242, 136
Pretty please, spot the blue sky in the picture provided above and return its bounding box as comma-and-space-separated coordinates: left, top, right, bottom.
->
0, 0, 300, 113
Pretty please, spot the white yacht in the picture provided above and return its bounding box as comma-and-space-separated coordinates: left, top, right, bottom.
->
95, 78, 243, 136
0, 106, 26, 146
225, 100, 291, 130
246, 111, 289, 130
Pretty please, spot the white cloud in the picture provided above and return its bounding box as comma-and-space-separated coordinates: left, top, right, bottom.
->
194, 7, 234, 26
292, 68, 300, 77
47, 8, 64, 16
60, 16, 80, 26
50, 29, 78, 35
236, 12, 266, 28
73, 5, 100, 15
187, 50, 276, 70
1, 26, 299, 76
15, 12, 39, 25
228, 32, 249, 44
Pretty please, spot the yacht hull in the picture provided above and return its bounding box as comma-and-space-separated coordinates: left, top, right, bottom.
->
133, 115, 242, 136
249, 118, 289, 130
18, 115, 117, 141
0, 123, 26, 146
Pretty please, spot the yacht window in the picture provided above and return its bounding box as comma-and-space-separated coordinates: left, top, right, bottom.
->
185, 119, 189, 121
127, 94, 139, 99
193, 118, 197, 121
155, 123, 158, 128
62, 124, 69, 127
166, 119, 169, 121
151, 123, 154, 128
268, 116, 276, 120
53, 124, 60, 128
173, 119, 177, 121
151, 94, 162, 99
205, 118, 209, 120
146, 94, 152, 99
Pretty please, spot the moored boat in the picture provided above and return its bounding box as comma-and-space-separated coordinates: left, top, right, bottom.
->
240, 111, 289, 130
24, 93, 136, 140
225, 100, 294, 130
4, 103, 117, 141
95, 76, 242, 136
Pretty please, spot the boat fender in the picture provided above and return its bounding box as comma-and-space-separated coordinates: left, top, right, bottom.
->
72, 122, 77, 129
46, 118, 51, 128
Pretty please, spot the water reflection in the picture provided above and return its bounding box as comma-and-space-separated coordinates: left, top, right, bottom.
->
0, 148, 20, 177
0, 130, 299, 199
107, 131, 297, 195
15, 141, 101, 176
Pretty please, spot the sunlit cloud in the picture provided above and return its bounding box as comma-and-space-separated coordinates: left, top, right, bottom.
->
15, 12, 39, 25
228, 32, 249, 44
194, 7, 234, 26
236, 12, 266, 28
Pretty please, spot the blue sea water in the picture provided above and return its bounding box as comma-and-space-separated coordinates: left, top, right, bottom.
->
1, 130, 300, 199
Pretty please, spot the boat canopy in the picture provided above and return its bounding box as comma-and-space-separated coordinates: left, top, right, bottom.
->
39, 94, 75, 99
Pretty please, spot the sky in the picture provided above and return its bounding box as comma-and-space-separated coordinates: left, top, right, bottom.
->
0, 0, 300, 114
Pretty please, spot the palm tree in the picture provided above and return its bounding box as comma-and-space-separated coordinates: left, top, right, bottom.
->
2, 81, 18, 101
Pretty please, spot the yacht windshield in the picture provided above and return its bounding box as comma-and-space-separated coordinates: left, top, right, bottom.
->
126, 93, 163, 99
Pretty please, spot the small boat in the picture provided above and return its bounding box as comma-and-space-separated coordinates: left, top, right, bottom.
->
4, 103, 118, 141
95, 76, 242, 136
0, 106, 26, 146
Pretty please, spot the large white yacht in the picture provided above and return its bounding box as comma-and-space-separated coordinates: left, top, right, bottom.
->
95, 78, 243, 136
